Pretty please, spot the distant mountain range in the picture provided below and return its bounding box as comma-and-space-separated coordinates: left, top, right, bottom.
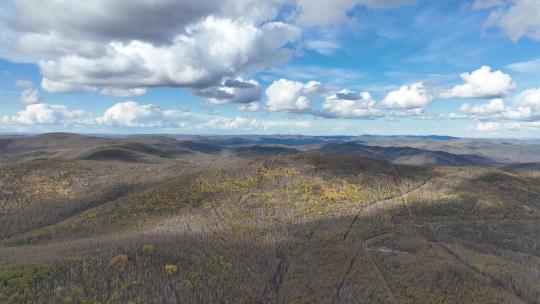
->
1, 132, 539, 167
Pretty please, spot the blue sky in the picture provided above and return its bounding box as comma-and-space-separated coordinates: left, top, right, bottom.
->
1, 0, 540, 137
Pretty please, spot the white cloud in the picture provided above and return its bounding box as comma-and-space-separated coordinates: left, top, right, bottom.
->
450, 87, 540, 124
4, 103, 88, 125
391, 108, 430, 117
2, 0, 422, 105
99, 87, 147, 97
304, 39, 340, 55
440, 66, 515, 99
486, 88, 540, 122
476, 121, 502, 132
9, 0, 412, 42
502, 87, 540, 121
95, 101, 260, 130
95, 101, 194, 128
19, 88, 41, 104
476, 121, 540, 132
194, 78, 261, 105
194, 115, 313, 131
198, 116, 255, 130
15, 79, 33, 88
321, 90, 383, 119
514, 88, 540, 111
253, 119, 313, 130
265, 78, 324, 112
37, 18, 301, 94
507, 57, 540, 74
0, 100, 313, 132
485, 0, 540, 41
459, 98, 505, 116
10, 0, 280, 45
379, 82, 432, 110
221, 116, 252, 129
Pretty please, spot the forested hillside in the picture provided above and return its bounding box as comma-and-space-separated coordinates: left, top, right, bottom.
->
0, 134, 539, 303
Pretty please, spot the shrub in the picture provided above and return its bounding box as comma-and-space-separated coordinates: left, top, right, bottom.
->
110, 254, 129, 271
142, 244, 156, 256
164, 264, 178, 274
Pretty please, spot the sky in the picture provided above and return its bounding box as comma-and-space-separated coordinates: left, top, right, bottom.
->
1, 0, 540, 137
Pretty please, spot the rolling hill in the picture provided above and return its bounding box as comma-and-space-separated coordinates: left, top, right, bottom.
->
318, 142, 498, 166
0, 133, 539, 303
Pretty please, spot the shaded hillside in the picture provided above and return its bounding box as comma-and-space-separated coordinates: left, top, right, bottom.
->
80, 148, 146, 162
363, 138, 540, 164
176, 140, 224, 154
79, 142, 191, 162
502, 162, 540, 170
232, 145, 300, 158
192, 135, 356, 146
319, 142, 498, 166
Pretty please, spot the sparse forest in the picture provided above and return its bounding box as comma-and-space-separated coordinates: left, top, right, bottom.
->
1, 133, 539, 303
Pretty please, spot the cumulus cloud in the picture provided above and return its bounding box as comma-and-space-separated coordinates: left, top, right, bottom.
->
95, 101, 279, 131
3, 103, 88, 125
0, 98, 316, 133
3, 0, 421, 104
506, 87, 540, 121
449, 87, 540, 131
252, 119, 313, 130
219, 116, 253, 129
19, 88, 41, 104
459, 98, 506, 116
440, 66, 515, 99
475, 120, 540, 132
379, 82, 432, 112
193, 78, 261, 105
10, 0, 412, 43
476, 121, 502, 132
321, 90, 383, 119
95, 101, 194, 128
514, 88, 540, 110
10, 0, 279, 46
484, 0, 540, 41
5, 1, 303, 96
476, 88, 540, 122
265, 79, 324, 112
38, 18, 301, 94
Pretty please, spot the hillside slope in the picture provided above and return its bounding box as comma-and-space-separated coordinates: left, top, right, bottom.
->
319, 142, 497, 166
1, 145, 539, 303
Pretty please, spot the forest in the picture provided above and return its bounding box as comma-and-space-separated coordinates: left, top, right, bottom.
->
0, 133, 539, 303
